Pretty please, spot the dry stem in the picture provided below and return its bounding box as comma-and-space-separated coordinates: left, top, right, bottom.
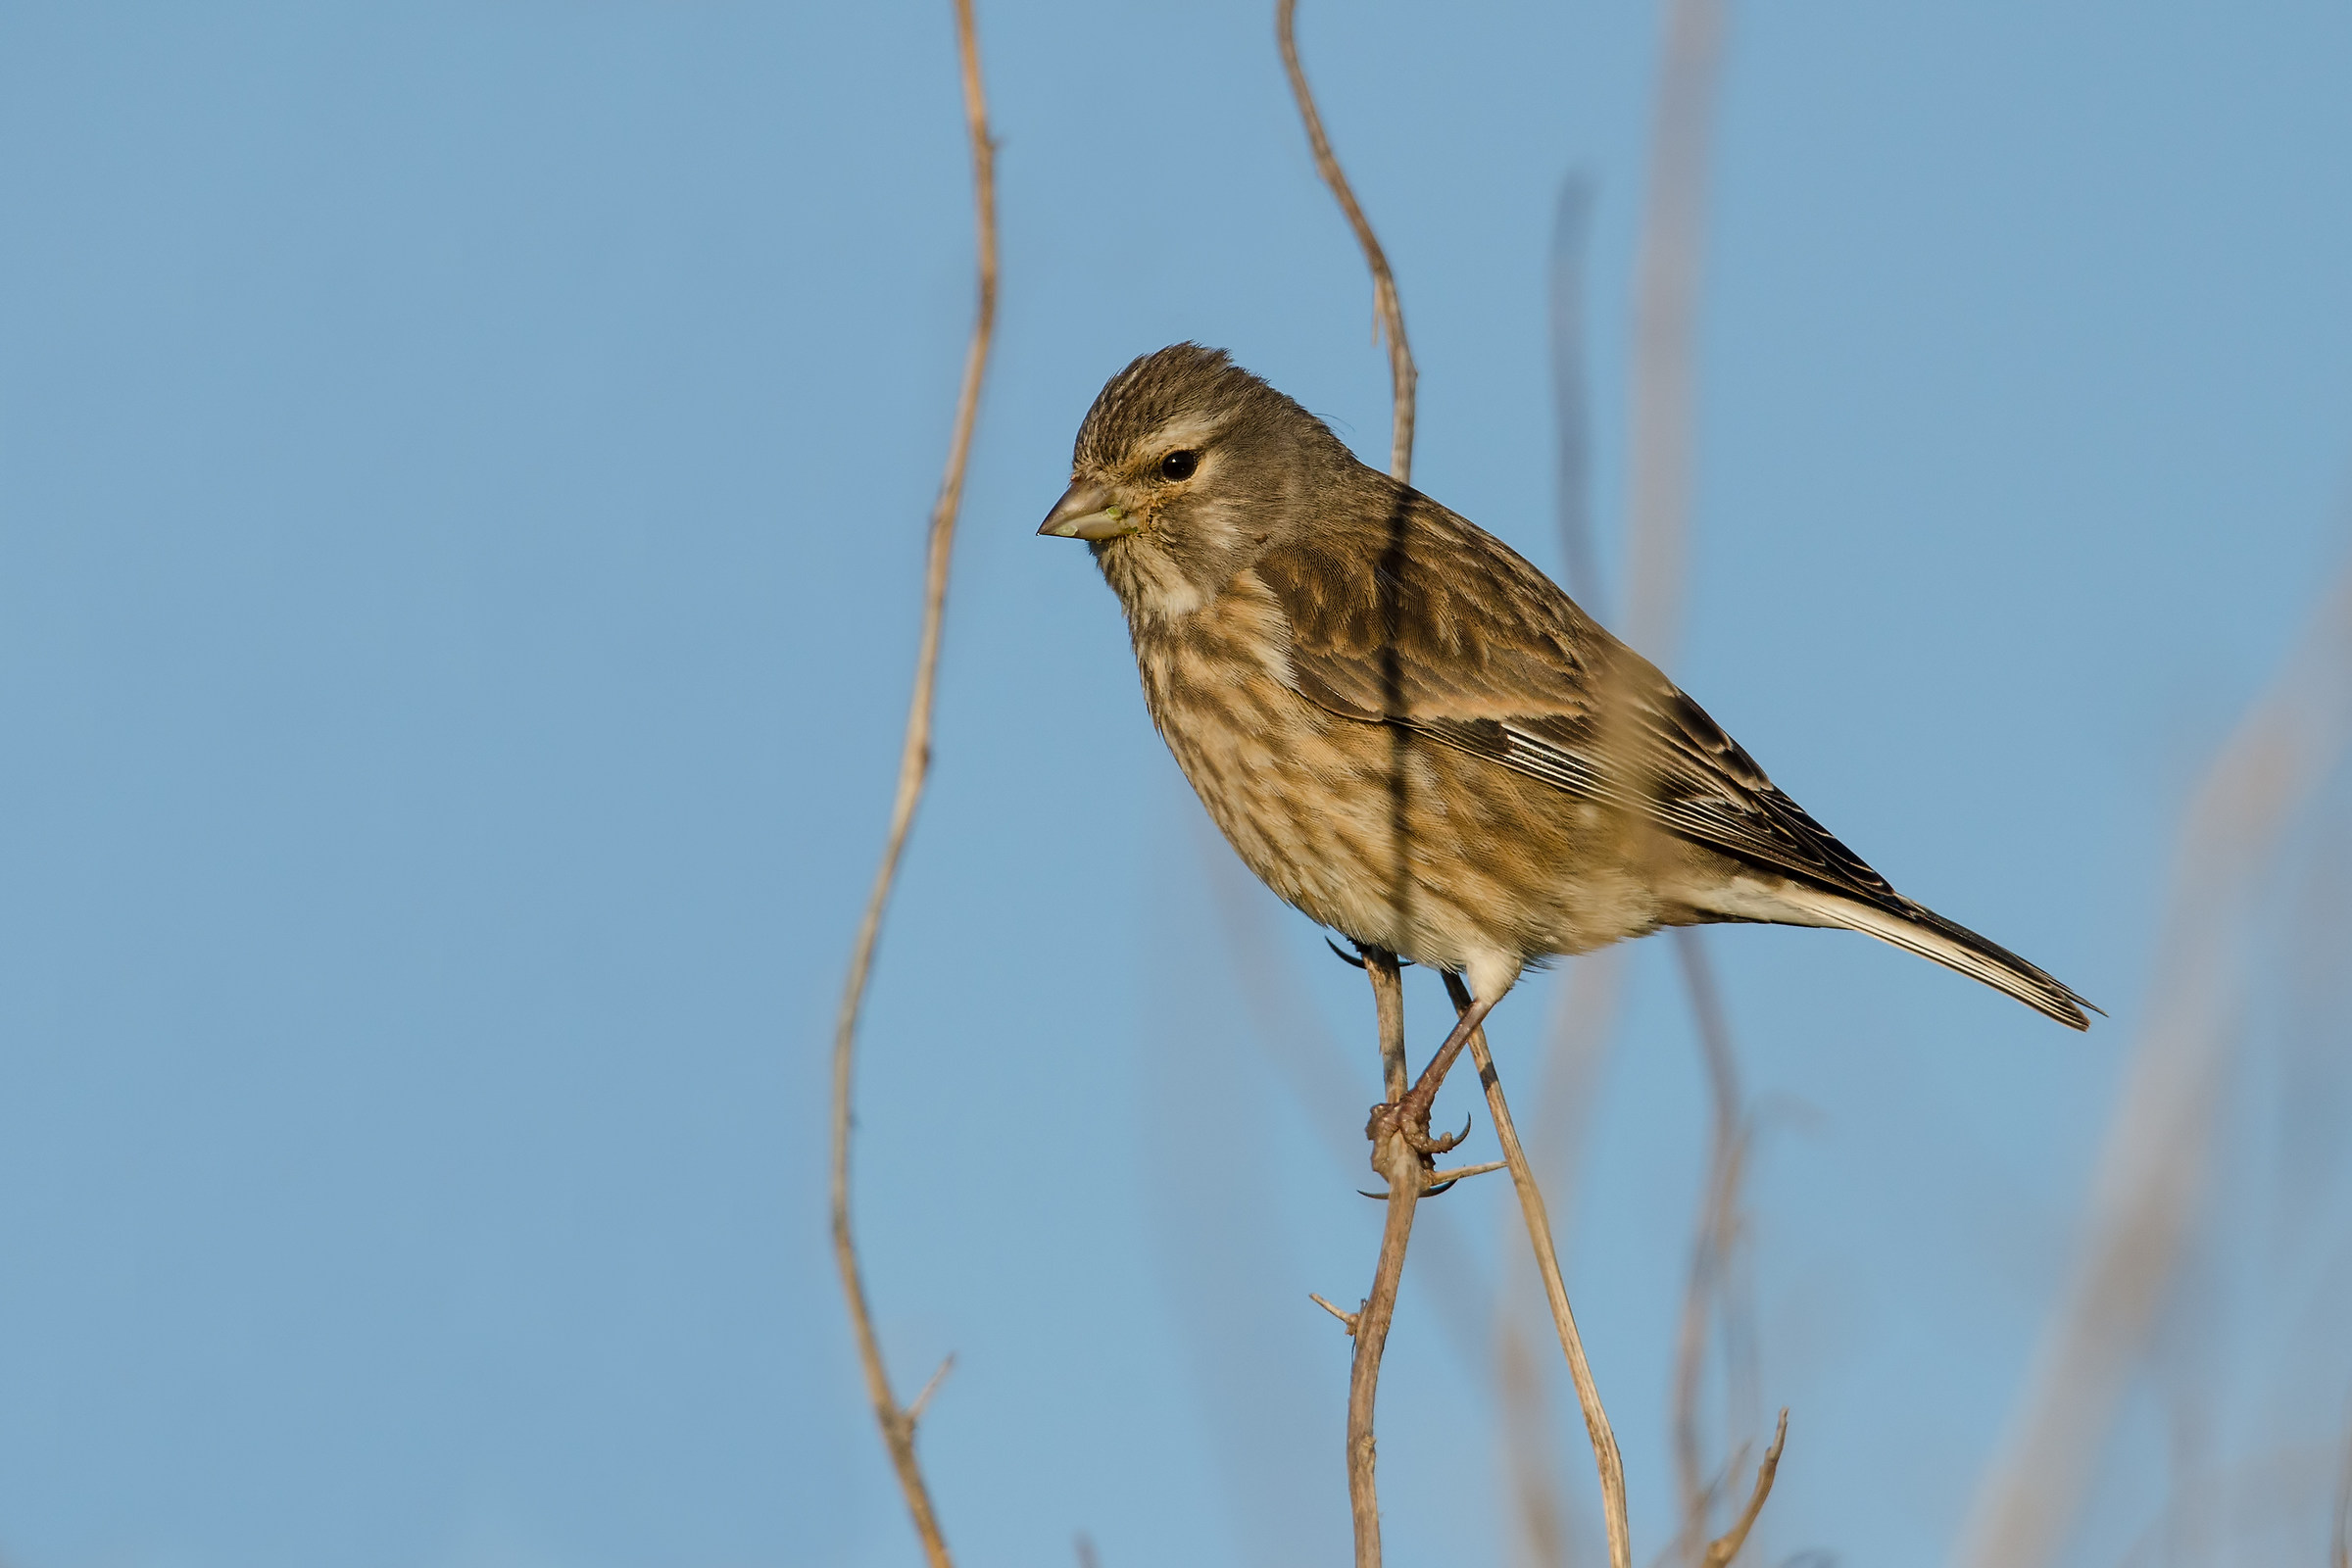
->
1276, 0, 1416, 484
1340, 956, 1501, 1568
825, 4, 996, 1563
1444, 971, 1632, 1568
1346, 950, 1419, 1568
1669, 928, 1760, 1559
1699, 1408, 1788, 1568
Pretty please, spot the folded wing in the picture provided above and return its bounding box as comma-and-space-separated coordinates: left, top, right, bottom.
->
1250, 491, 2094, 1029
1251, 498, 1902, 915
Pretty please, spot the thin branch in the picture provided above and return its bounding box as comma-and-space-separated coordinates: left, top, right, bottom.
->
1276, 0, 1416, 484
826, 4, 997, 1565
1430, 1158, 1510, 1185
906, 1353, 956, 1427
1347, 950, 1419, 1568
1311, 1292, 1362, 1334
1698, 1408, 1788, 1568
1445, 971, 1632, 1568
1339, 959, 1512, 1568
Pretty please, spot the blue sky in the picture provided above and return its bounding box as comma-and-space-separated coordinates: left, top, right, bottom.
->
1, 3, 2348, 1565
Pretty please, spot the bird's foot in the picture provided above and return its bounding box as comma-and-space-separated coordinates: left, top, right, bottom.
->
1361, 1102, 1475, 1199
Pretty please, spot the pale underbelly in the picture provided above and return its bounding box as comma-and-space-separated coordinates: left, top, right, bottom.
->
1154, 688, 1675, 974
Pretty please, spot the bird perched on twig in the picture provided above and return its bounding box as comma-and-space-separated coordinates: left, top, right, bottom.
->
1040, 345, 2092, 1104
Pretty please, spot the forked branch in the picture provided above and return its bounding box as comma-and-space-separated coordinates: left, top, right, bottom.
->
826, 3, 997, 1564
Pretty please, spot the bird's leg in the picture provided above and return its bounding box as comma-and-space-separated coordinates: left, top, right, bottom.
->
1357, 946, 1431, 1197
1354, 952, 1488, 1191
1394, 987, 1502, 1149
1359, 945, 1409, 1105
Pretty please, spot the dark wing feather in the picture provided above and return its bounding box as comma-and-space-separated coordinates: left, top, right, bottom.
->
1252, 495, 1911, 917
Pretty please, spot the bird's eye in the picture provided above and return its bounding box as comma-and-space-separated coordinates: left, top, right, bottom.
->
1158, 449, 1200, 481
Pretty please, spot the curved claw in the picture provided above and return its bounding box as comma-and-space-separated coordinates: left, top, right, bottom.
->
1325, 938, 1413, 968
1361, 1180, 1456, 1200
1408, 1111, 1475, 1155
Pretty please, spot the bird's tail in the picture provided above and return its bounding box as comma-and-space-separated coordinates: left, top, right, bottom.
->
1777, 888, 2098, 1030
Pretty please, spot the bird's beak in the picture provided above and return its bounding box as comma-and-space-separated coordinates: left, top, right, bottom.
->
1037, 480, 1138, 541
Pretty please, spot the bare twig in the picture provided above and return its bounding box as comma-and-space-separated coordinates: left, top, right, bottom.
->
826, 4, 996, 1564
1346, 950, 1421, 1568
1276, 0, 1416, 484
906, 1353, 956, 1427
1430, 1158, 1510, 1185
1338, 960, 1514, 1568
1446, 971, 1632, 1568
1074, 1532, 1102, 1568
1348, 1118, 1425, 1568
1311, 1292, 1362, 1334
1698, 1408, 1788, 1568
1955, 554, 2352, 1568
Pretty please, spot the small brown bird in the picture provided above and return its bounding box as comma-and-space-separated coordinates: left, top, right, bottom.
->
1040, 344, 2092, 1081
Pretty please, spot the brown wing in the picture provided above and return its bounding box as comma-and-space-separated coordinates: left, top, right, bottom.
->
1250, 493, 1912, 917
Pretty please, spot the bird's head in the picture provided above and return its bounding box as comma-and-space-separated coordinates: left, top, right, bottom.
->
1039, 343, 1352, 621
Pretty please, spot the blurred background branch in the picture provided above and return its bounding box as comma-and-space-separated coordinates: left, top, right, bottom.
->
1517, 4, 1766, 1563
1954, 549, 2352, 1568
